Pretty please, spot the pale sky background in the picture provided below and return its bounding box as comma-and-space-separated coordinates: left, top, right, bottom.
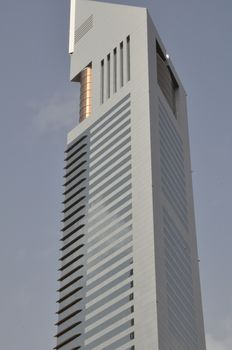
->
0, 0, 231, 349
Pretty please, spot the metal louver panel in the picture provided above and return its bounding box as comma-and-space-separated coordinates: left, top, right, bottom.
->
55, 94, 135, 350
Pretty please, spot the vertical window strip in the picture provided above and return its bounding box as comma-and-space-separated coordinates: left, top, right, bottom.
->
101, 60, 104, 104
120, 42, 124, 87
107, 54, 111, 99
126, 36, 131, 81
113, 48, 117, 93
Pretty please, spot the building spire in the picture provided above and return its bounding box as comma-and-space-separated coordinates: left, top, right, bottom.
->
69, 0, 76, 54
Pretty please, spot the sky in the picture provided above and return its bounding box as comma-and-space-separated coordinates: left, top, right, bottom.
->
0, 0, 231, 349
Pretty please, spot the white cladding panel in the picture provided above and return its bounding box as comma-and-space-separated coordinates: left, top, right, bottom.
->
69, 0, 76, 54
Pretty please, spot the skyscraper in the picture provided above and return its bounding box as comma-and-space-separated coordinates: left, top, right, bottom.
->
55, 1, 206, 349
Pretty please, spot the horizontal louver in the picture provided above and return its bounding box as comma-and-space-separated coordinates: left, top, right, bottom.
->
56, 94, 134, 349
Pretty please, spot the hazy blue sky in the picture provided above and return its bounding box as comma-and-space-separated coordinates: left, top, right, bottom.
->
0, 0, 231, 349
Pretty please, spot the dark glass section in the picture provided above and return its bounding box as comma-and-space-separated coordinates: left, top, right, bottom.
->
156, 41, 178, 116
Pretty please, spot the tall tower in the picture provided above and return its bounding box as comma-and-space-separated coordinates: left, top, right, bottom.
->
55, 1, 206, 349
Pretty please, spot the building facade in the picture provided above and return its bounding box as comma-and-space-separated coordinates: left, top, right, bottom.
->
55, 1, 206, 349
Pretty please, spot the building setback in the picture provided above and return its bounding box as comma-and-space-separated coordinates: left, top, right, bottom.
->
55, 1, 206, 349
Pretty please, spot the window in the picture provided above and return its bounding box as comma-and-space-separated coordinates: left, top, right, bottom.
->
126, 36, 131, 81
113, 48, 117, 93
120, 41, 124, 87
101, 60, 104, 104
107, 54, 111, 99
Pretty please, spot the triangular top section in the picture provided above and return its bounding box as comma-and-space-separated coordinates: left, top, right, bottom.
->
69, 0, 148, 82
